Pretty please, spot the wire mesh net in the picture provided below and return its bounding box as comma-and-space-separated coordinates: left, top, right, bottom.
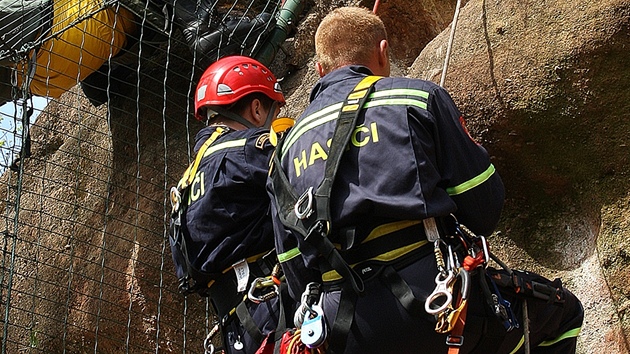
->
0, 0, 290, 352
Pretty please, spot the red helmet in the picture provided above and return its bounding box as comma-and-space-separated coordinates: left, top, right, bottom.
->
194, 55, 285, 120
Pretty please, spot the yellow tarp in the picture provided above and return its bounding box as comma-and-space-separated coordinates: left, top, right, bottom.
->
18, 0, 137, 98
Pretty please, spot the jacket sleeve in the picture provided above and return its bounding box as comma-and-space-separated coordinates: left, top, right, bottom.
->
428, 85, 505, 236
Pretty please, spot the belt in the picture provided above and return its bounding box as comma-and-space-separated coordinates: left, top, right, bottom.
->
204, 250, 277, 320
321, 220, 434, 284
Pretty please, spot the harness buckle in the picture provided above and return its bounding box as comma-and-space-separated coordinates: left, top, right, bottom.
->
446, 334, 464, 347
295, 186, 314, 219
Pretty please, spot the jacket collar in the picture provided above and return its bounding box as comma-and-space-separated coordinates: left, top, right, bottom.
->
309, 65, 374, 102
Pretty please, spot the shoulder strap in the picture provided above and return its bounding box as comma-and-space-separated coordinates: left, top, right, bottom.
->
176, 126, 227, 191
270, 76, 382, 294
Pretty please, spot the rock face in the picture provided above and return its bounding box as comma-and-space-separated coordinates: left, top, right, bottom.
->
0, 0, 628, 353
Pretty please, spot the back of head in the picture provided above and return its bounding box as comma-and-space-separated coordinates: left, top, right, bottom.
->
194, 55, 285, 121
315, 6, 388, 74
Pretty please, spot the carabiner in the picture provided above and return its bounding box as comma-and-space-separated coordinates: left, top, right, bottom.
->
203, 322, 220, 354
247, 277, 279, 304
425, 270, 455, 315
295, 187, 314, 219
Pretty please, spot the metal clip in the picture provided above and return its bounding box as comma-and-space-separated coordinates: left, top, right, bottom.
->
247, 277, 279, 304
170, 186, 181, 214
425, 270, 455, 315
295, 186, 314, 219
301, 304, 327, 348
203, 322, 221, 354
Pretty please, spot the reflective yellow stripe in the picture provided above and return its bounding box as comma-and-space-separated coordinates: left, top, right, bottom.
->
508, 336, 524, 354
370, 88, 429, 99
321, 240, 428, 282
507, 326, 581, 354
282, 104, 342, 154
277, 247, 302, 263
446, 164, 496, 196
202, 139, 247, 158
177, 127, 225, 190
364, 98, 427, 110
539, 327, 582, 346
281, 87, 430, 157
363, 220, 422, 243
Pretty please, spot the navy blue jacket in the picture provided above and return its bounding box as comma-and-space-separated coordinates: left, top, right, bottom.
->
179, 125, 275, 277
272, 65, 505, 298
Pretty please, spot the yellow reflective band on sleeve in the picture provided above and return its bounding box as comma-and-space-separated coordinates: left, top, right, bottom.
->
321, 240, 429, 282
507, 326, 581, 354
539, 327, 582, 346
446, 164, 496, 196
277, 247, 302, 263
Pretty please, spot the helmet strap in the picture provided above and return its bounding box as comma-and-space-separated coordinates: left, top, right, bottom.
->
263, 101, 279, 129
208, 106, 257, 129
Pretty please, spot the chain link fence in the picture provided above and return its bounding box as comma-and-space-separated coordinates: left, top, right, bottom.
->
0, 0, 296, 351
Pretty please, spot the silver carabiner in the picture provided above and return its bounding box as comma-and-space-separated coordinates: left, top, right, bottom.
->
170, 186, 181, 214
425, 270, 455, 315
203, 322, 220, 354
295, 186, 314, 219
247, 277, 279, 304
457, 268, 471, 301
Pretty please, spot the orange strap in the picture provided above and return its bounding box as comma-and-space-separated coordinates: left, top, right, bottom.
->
446, 296, 468, 353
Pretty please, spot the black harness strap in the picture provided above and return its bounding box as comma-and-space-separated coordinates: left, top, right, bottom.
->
381, 266, 427, 319
236, 300, 265, 344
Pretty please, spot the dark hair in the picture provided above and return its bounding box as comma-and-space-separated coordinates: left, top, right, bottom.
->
229, 92, 274, 116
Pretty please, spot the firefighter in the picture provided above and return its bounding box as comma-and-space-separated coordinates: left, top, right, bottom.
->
269, 6, 584, 354
169, 55, 289, 354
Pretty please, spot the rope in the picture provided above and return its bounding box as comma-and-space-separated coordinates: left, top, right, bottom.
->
440, 0, 462, 87
372, 0, 380, 14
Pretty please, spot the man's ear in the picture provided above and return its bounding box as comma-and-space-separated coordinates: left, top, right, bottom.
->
377, 39, 390, 76
315, 62, 326, 77
249, 98, 264, 126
